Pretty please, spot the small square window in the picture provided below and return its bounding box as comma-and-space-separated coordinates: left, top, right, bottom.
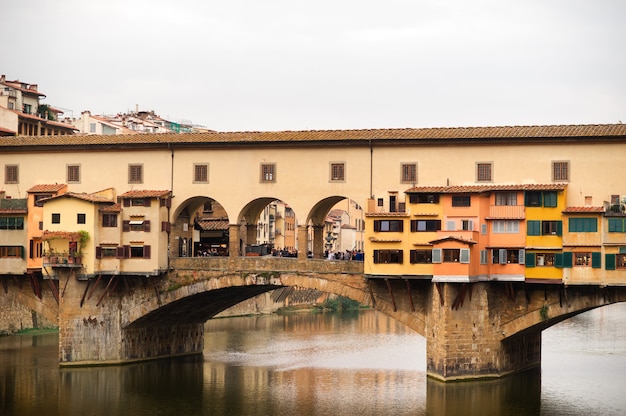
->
129, 164, 143, 184
52, 213, 61, 224
476, 162, 492, 182
5, 165, 18, 184
261, 163, 276, 182
77, 213, 86, 224
401, 163, 417, 183
67, 164, 80, 183
194, 164, 208, 183
552, 161, 569, 182
330, 163, 345, 181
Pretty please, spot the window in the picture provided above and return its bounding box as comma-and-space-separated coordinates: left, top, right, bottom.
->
608, 218, 626, 232
373, 249, 403, 264
129, 245, 151, 259
77, 213, 86, 224
52, 213, 61, 224
261, 163, 276, 182
410, 220, 441, 232
373, 220, 404, 232
492, 220, 519, 233
129, 164, 143, 184
493, 249, 525, 264
0, 217, 24, 230
330, 163, 345, 181
23, 103, 32, 114
203, 201, 213, 213
569, 218, 598, 232
542, 221, 562, 235
476, 162, 492, 182
552, 161, 569, 182
123, 220, 151, 232
536, 253, 555, 267
96, 246, 119, 258
452, 195, 471, 207
5, 165, 18, 184
89, 123, 96, 133
194, 164, 208, 183
377, 198, 384, 207
0, 246, 23, 258
617, 254, 626, 269
525, 191, 557, 207
409, 194, 439, 204
495, 192, 517, 206
574, 252, 591, 266
401, 163, 417, 183
67, 165, 80, 183
440, 248, 468, 263
102, 213, 118, 227
410, 250, 432, 264
461, 219, 474, 231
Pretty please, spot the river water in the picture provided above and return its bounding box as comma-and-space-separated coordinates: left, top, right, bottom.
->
1, 304, 625, 416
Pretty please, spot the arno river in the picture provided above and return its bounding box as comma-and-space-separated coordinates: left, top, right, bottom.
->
1, 304, 625, 416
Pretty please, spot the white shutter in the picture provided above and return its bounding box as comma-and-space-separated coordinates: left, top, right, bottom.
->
460, 248, 470, 264
519, 249, 525, 264
432, 248, 442, 263
499, 249, 507, 264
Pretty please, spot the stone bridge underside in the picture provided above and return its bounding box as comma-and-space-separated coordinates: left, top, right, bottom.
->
56, 257, 626, 381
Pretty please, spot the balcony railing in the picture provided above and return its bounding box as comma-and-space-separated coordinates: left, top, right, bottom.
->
43, 253, 83, 267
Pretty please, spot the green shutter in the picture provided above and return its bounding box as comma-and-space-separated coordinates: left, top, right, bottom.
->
562, 252, 573, 268
608, 218, 621, 232
592, 252, 601, 269
20, 246, 25, 259
555, 253, 563, 268
525, 252, 535, 267
556, 221, 562, 236
527, 220, 540, 236
605, 254, 616, 270
543, 192, 557, 207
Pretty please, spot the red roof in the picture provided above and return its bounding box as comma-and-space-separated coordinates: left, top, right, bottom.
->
405, 184, 567, 194
119, 190, 171, 198
562, 206, 605, 213
27, 184, 67, 193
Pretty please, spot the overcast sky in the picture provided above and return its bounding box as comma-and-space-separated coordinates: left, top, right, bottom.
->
4, 0, 625, 131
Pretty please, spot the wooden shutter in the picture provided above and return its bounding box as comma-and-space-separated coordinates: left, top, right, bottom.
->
460, 248, 470, 264
122, 221, 130, 232
143, 245, 151, 259
525, 252, 535, 267
562, 252, 573, 268
117, 246, 125, 258
605, 254, 616, 270
592, 252, 602, 269
519, 249, 525, 265
96, 247, 102, 259
143, 220, 151, 232
432, 248, 442, 263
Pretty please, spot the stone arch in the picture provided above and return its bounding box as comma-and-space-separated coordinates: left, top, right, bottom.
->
171, 195, 230, 257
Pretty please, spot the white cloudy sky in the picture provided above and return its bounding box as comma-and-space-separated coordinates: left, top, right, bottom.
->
4, 0, 625, 131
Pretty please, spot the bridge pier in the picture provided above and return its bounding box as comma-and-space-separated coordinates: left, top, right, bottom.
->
425, 282, 541, 381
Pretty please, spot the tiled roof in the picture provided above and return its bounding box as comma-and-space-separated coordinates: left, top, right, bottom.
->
429, 236, 477, 245
119, 190, 171, 198
100, 203, 121, 213
562, 206, 605, 213
42, 192, 114, 204
27, 184, 67, 193
1, 124, 625, 148
365, 211, 411, 217
0, 198, 27, 213
195, 219, 229, 231
405, 184, 567, 194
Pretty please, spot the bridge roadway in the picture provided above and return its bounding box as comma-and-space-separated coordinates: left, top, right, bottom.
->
52, 255, 626, 381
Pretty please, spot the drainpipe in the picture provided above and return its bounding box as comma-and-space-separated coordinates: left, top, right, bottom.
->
369, 139, 373, 198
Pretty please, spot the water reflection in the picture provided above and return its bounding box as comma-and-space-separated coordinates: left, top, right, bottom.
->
1, 305, 625, 416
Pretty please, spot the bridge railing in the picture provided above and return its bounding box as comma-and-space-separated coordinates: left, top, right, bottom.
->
170, 256, 364, 275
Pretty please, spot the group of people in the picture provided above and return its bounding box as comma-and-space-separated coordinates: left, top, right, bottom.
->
325, 249, 364, 261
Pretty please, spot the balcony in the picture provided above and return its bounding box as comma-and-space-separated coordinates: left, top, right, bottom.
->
487, 205, 525, 219
605, 204, 626, 216
43, 252, 83, 267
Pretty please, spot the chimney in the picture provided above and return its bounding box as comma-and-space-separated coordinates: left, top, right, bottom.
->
29, 84, 38, 91
0, 75, 5, 83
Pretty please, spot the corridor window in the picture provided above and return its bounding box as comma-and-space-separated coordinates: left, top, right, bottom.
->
194, 164, 208, 183
476, 162, 492, 182
4, 165, 18, 184
67, 164, 80, 183
409, 193, 439, 204
260, 163, 276, 182
552, 161, 570, 182
373, 249, 403, 264
330, 162, 345, 181
401, 163, 417, 183
373, 220, 404, 232
128, 164, 143, 184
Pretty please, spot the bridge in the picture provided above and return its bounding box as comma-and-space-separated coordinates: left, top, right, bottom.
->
2, 124, 626, 381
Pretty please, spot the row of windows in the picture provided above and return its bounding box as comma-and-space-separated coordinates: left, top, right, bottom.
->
407, 191, 559, 208
373, 249, 626, 269
0, 217, 24, 230
95, 245, 151, 259
372, 218, 608, 234
3, 161, 571, 185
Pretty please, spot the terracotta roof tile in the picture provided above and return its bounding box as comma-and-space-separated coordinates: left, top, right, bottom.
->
2, 124, 625, 147
27, 184, 67, 193
195, 219, 229, 231
562, 206, 605, 213
100, 203, 122, 212
42, 192, 114, 204
119, 190, 171, 198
